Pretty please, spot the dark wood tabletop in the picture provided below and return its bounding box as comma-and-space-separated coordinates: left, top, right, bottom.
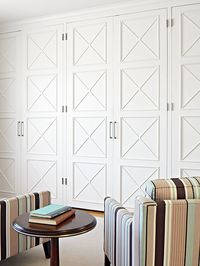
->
12, 209, 97, 238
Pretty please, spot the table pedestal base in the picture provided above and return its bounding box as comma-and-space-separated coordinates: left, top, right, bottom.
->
50, 238, 59, 266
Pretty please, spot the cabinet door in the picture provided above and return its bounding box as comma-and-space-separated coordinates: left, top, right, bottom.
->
171, 4, 200, 177
20, 24, 64, 204
66, 18, 113, 210
0, 32, 21, 197
113, 9, 168, 209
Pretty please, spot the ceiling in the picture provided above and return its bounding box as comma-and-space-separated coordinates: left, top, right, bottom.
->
0, 0, 125, 23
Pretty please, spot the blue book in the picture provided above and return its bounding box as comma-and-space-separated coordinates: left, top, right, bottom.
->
30, 204, 72, 219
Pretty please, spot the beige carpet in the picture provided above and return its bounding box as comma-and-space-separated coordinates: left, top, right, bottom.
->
0, 216, 104, 266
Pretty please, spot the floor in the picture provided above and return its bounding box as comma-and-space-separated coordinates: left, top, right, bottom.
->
0, 215, 104, 266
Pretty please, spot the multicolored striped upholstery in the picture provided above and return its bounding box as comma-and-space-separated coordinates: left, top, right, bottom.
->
146, 177, 200, 201
104, 197, 133, 266
134, 197, 156, 266
0, 191, 50, 261
104, 178, 200, 266
135, 197, 200, 266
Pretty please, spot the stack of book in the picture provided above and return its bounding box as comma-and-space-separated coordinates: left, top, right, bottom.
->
29, 204, 75, 225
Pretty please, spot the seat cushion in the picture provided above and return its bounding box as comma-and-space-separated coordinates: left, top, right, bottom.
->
146, 177, 200, 201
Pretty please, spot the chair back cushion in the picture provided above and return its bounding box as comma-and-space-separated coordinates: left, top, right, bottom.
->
134, 197, 200, 266
146, 177, 200, 201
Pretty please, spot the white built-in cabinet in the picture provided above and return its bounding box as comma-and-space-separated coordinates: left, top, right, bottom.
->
0, 25, 64, 204
0, 2, 200, 210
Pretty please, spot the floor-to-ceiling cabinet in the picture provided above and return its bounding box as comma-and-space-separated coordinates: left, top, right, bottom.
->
66, 9, 168, 210
0, 24, 64, 204
0, 2, 200, 211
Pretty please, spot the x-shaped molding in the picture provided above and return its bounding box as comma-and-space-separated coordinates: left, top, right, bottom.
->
181, 169, 192, 178
182, 14, 200, 56
74, 25, 106, 65
0, 119, 15, 152
28, 32, 57, 69
182, 117, 200, 160
28, 75, 57, 111
74, 72, 105, 110
122, 118, 158, 159
28, 161, 56, 193
0, 159, 15, 192
0, 78, 15, 112
74, 118, 105, 156
122, 17, 159, 61
121, 166, 158, 205
28, 119, 56, 154
182, 65, 200, 108
0, 45, 15, 72
74, 163, 105, 200
122, 68, 158, 109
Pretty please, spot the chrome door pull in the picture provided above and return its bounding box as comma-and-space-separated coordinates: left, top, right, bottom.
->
21, 121, 24, 137
113, 121, 117, 139
17, 121, 21, 136
109, 121, 113, 139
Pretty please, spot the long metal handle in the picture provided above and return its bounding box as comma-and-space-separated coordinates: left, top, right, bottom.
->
109, 121, 113, 139
17, 121, 21, 136
21, 121, 24, 137
113, 121, 117, 139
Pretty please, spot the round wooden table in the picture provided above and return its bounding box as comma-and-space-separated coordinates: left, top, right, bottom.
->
12, 210, 97, 266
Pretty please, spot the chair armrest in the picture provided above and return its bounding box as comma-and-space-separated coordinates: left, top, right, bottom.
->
0, 191, 51, 260
104, 197, 133, 266
134, 196, 156, 266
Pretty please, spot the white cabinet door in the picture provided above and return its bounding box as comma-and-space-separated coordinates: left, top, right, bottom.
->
66, 18, 113, 210
0, 32, 21, 197
20, 24, 64, 204
171, 4, 200, 177
113, 9, 168, 209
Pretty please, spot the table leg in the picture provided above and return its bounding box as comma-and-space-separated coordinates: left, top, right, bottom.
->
50, 238, 59, 266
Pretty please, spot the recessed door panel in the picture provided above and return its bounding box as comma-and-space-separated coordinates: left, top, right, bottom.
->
121, 117, 159, 160
27, 159, 57, 198
0, 158, 15, 194
27, 30, 57, 70
73, 23, 107, 66
27, 74, 58, 112
121, 15, 160, 62
121, 67, 159, 111
0, 36, 16, 73
73, 117, 106, 158
27, 117, 57, 155
73, 70, 106, 111
73, 162, 106, 204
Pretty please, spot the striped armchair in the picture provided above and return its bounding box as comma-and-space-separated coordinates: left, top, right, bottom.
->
0, 191, 51, 262
104, 177, 200, 266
